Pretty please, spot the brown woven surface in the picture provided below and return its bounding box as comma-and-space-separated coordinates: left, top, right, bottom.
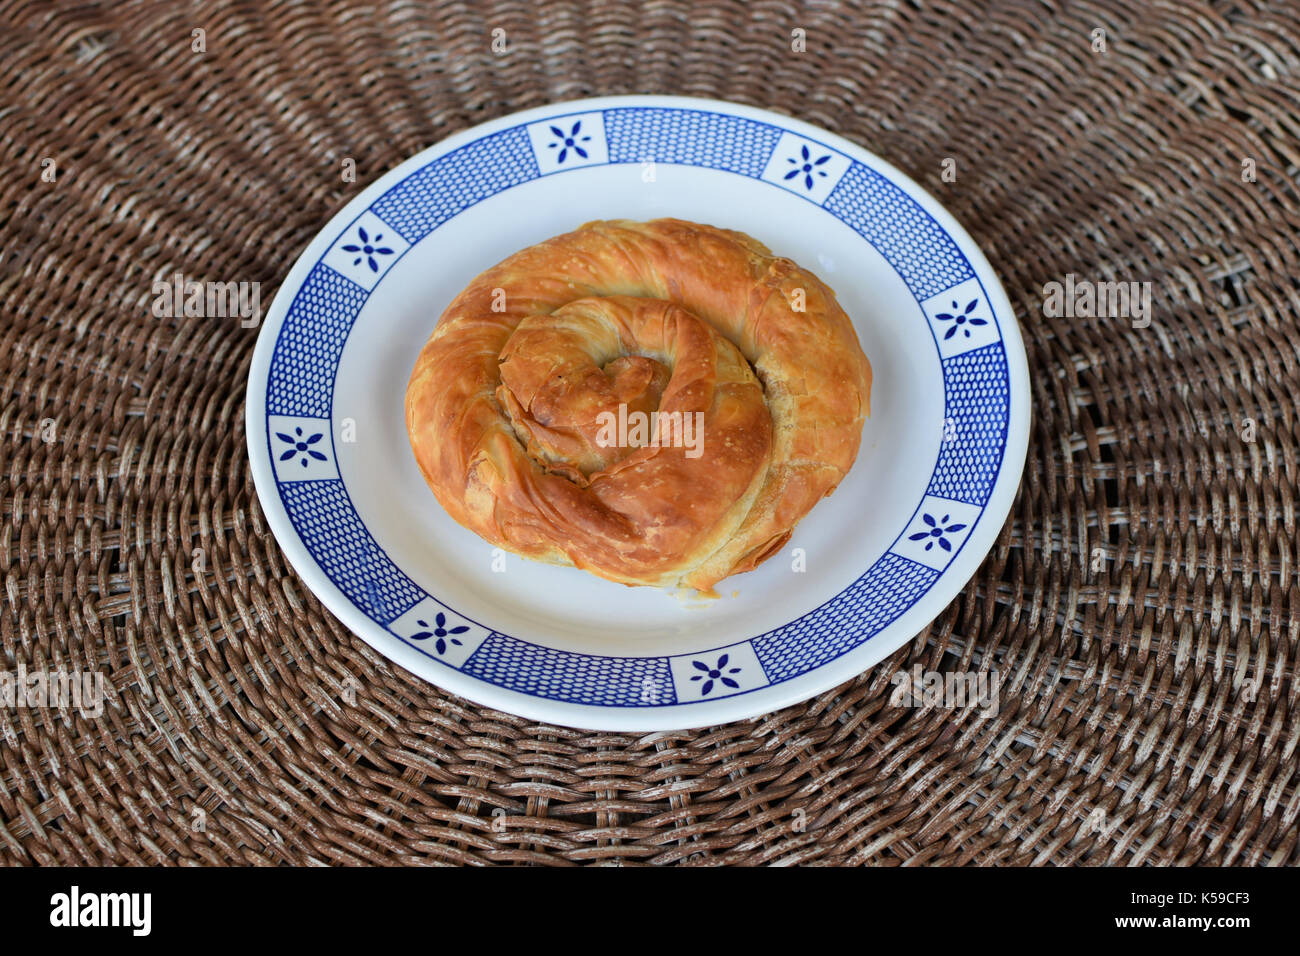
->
2, 0, 1298, 866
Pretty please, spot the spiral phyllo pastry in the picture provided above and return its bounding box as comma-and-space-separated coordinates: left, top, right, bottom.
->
405, 218, 871, 591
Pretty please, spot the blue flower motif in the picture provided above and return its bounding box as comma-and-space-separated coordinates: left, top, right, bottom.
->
783, 144, 831, 190
410, 612, 470, 655
275, 426, 327, 468
690, 654, 742, 697
934, 298, 988, 340
341, 226, 395, 273
908, 513, 967, 552
547, 121, 592, 163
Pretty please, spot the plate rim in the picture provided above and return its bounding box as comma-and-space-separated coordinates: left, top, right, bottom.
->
245, 94, 1031, 731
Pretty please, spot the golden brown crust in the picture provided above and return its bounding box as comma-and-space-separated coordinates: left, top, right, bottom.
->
405, 218, 872, 590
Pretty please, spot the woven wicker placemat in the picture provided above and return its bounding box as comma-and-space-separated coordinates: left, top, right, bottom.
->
2, 0, 1297, 866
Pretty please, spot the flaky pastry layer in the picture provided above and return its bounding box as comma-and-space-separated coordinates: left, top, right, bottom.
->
405, 218, 872, 591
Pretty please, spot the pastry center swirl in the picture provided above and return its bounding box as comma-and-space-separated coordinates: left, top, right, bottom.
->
495, 296, 770, 486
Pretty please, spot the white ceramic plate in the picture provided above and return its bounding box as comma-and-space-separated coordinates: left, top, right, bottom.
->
246, 95, 1030, 731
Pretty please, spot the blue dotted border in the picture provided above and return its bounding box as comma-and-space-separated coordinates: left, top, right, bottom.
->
264, 106, 1012, 709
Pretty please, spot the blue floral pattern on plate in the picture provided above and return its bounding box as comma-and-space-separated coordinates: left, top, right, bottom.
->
340, 226, 395, 273
276, 427, 327, 468
547, 121, 592, 164
784, 144, 832, 190
908, 513, 967, 552
934, 298, 988, 340
254, 101, 1021, 722
410, 612, 470, 656
690, 654, 743, 696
